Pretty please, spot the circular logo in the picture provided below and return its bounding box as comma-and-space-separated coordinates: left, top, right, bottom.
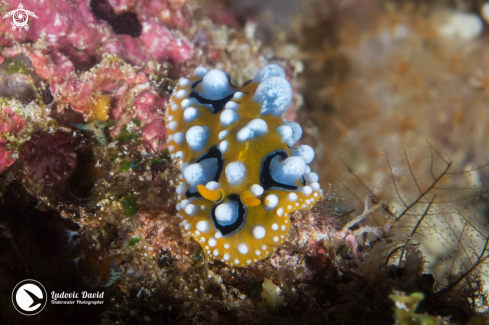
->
12, 280, 47, 316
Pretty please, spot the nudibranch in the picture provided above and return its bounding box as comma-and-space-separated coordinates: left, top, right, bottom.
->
165, 64, 323, 266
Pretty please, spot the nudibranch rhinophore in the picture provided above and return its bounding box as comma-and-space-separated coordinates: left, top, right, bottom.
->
165, 64, 323, 266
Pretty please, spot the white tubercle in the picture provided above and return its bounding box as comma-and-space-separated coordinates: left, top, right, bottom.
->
271, 156, 306, 184
205, 181, 221, 190
252, 225, 266, 239
225, 162, 247, 186
215, 200, 239, 226
283, 122, 302, 147
220, 110, 240, 126
196, 220, 210, 233
253, 64, 286, 83
291, 145, 315, 164
218, 130, 230, 140
201, 69, 234, 99
179, 78, 190, 87
304, 172, 319, 183
225, 101, 239, 110
194, 66, 207, 77
253, 77, 292, 117
236, 119, 268, 142
184, 107, 200, 122
173, 132, 185, 144
277, 125, 292, 144
233, 91, 244, 100
250, 184, 264, 196
185, 126, 210, 152
264, 194, 279, 210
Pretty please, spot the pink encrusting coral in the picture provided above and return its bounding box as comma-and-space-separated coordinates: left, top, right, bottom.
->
0, 0, 193, 66
0, 106, 25, 174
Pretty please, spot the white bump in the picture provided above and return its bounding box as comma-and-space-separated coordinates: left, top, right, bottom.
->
277, 208, 283, 216
218, 130, 230, 140
234, 259, 239, 264
287, 205, 292, 209
273, 236, 279, 242
305, 166, 311, 173
184, 223, 191, 231
200, 237, 205, 242
205, 181, 221, 190
176, 183, 187, 195
291, 145, 315, 164
175, 151, 185, 160
176, 203, 181, 211
252, 225, 266, 239
179, 78, 190, 87
283, 122, 302, 147
195, 230, 200, 236
185, 204, 198, 216
201, 205, 206, 210
196, 220, 210, 233
255, 250, 261, 256
236, 119, 268, 142
213, 249, 219, 256
281, 225, 286, 231
225, 162, 247, 186
250, 184, 264, 196
180, 199, 190, 209
208, 237, 217, 247
314, 192, 319, 197
238, 243, 249, 254
277, 125, 292, 144
215, 200, 239, 226
181, 98, 192, 109
168, 115, 174, 122
311, 182, 320, 191
168, 121, 178, 131
247, 260, 251, 264
181, 220, 188, 226
271, 156, 306, 184
264, 194, 279, 210
233, 91, 244, 99
301, 186, 313, 196
262, 245, 267, 251
253, 64, 286, 83
304, 172, 319, 183
183, 161, 217, 188
224, 253, 230, 261
306, 199, 311, 205
253, 77, 292, 117
225, 101, 239, 110
224, 243, 230, 249
219, 140, 229, 153
186, 126, 210, 152
271, 223, 279, 231
287, 193, 298, 201
215, 231, 223, 239
194, 66, 207, 77
174, 132, 185, 144
176, 89, 188, 99
184, 107, 200, 122
201, 69, 234, 99
171, 103, 178, 111
220, 110, 240, 126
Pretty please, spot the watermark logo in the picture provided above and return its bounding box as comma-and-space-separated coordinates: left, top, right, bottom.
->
2, 3, 38, 31
12, 279, 47, 316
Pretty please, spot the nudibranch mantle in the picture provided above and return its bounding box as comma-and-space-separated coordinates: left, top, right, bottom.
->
165, 64, 323, 267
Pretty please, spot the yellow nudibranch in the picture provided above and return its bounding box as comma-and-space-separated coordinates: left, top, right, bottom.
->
165, 64, 323, 267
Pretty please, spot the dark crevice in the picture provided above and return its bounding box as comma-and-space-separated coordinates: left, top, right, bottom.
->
91, 0, 142, 37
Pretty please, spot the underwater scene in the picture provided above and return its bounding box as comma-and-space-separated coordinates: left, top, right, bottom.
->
1, 0, 489, 324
